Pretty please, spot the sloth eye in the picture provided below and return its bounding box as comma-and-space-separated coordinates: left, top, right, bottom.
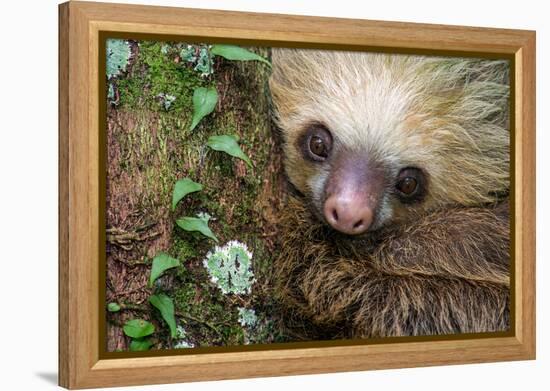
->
309, 136, 328, 158
395, 167, 426, 203
305, 125, 332, 161
396, 177, 418, 195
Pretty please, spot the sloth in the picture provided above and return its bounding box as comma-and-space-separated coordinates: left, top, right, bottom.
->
269, 48, 511, 339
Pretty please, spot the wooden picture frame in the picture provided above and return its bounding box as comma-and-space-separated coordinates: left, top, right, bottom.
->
59, 1, 536, 389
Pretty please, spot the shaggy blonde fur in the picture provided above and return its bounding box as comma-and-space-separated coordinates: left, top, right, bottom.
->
270, 49, 510, 226
269, 49, 510, 337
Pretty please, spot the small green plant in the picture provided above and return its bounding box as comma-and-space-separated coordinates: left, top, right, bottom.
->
211, 44, 271, 67
172, 177, 217, 240
123, 319, 155, 338
203, 241, 255, 295
107, 302, 121, 312
185, 44, 270, 129
149, 253, 181, 288
190, 87, 218, 130
172, 178, 203, 210
177, 213, 218, 242
149, 294, 178, 338
123, 319, 155, 351
129, 339, 154, 351
207, 135, 252, 167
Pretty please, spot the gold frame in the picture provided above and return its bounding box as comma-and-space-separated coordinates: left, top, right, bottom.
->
59, 1, 536, 388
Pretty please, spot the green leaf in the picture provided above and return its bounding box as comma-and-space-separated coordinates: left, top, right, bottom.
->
149, 253, 181, 288
211, 45, 271, 67
207, 135, 252, 167
172, 178, 202, 211
190, 87, 218, 131
176, 216, 218, 242
129, 338, 153, 351
149, 294, 178, 338
107, 302, 121, 312
123, 319, 155, 339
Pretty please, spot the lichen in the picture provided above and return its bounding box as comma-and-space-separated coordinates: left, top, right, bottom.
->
173, 325, 194, 348
203, 241, 255, 295
180, 44, 214, 77
157, 93, 177, 110
237, 307, 258, 328
106, 39, 131, 79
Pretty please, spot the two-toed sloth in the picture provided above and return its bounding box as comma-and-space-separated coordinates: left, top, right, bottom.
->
269, 49, 510, 338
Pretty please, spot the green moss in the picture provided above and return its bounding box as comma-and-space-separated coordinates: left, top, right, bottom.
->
173, 280, 246, 345
170, 236, 200, 262
173, 282, 196, 313
117, 41, 211, 112
222, 324, 245, 345
249, 236, 271, 277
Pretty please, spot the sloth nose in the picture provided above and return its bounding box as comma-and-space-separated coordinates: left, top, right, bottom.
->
323, 194, 373, 235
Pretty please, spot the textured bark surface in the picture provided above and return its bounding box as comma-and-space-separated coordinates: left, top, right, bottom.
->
105, 41, 288, 351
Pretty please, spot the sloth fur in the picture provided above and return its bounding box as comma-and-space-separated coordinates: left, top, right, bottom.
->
269, 49, 511, 338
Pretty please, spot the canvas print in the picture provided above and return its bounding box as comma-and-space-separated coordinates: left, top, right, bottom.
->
104, 39, 510, 352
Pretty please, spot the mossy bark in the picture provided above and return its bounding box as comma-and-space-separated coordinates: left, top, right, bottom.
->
106, 41, 287, 351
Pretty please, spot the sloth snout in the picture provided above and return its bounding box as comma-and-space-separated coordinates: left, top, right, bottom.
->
323, 193, 373, 235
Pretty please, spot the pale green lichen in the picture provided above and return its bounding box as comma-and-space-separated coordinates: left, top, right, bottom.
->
180, 44, 214, 77
180, 45, 197, 63
237, 307, 258, 328
173, 340, 193, 349
197, 211, 212, 222
173, 325, 194, 349
107, 83, 115, 100
106, 39, 131, 79
176, 325, 187, 339
157, 93, 177, 110
203, 241, 255, 295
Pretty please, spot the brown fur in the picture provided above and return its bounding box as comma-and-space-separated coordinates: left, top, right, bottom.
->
275, 196, 510, 338
269, 49, 511, 339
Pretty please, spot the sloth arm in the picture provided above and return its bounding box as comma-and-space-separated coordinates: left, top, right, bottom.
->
276, 198, 510, 336
363, 201, 510, 286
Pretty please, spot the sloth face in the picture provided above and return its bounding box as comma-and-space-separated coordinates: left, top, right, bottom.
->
270, 49, 510, 236
294, 122, 429, 235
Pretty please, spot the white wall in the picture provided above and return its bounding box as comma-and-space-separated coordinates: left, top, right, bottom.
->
0, 0, 546, 389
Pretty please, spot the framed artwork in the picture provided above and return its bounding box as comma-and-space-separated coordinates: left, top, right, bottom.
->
59, 1, 536, 389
